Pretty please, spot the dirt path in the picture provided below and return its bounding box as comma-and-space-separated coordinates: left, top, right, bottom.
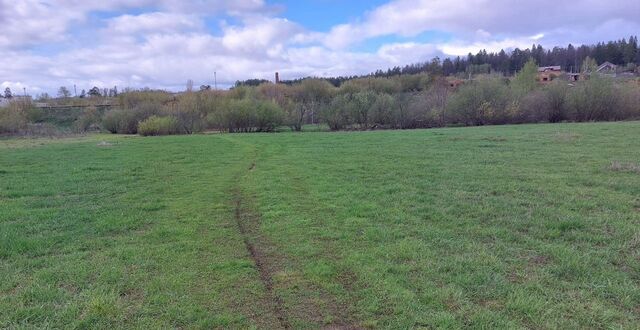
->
233, 182, 291, 329
228, 139, 358, 329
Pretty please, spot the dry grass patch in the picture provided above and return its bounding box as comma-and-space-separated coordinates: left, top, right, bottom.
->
609, 161, 640, 174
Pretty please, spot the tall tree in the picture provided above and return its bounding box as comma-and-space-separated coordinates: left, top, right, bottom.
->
88, 86, 101, 97
4, 87, 12, 99
57, 86, 71, 98
512, 59, 538, 98
623, 36, 638, 64
582, 56, 598, 73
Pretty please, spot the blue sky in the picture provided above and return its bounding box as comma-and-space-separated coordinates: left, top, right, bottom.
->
272, 0, 388, 31
0, 0, 638, 94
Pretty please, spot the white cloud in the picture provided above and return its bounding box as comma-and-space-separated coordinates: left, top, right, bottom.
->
221, 17, 301, 56
105, 12, 204, 35
439, 35, 546, 56
322, 0, 640, 49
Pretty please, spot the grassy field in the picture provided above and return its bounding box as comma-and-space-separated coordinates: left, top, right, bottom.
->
1, 122, 639, 328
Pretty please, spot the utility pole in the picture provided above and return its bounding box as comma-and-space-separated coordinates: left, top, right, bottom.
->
214, 71, 217, 90
74, 84, 77, 97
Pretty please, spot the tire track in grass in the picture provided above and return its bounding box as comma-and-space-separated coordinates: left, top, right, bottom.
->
227, 137, 358, 329
225, 136, 290, 329
233, 181, 290, 329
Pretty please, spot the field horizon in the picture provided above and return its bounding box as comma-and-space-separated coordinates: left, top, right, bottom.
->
1, 121, 639, 328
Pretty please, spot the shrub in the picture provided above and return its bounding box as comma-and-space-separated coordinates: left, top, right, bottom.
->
568, 76, 619, 121
0, 102, 28, 134
222, 99, 256, 133
165, 93, 205, 134
543, 82, 569, 122
370, 93, 395, 128
254, 101, 285, 132
323, 95, 350, 131
138, 116, 180, 136
103, 100, 163, 134
220, 98, 284, 133
26, 106, 44, 123
74, 106, 101, 132
617, 83, 640, 119
102, 109, 140, 134
291, 79, 334, 131
447, 78, 510, 126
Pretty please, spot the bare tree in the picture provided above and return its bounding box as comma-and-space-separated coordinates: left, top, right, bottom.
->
291, 79, 333, 131
57, 86, 71, 98
427, 78, 450, 126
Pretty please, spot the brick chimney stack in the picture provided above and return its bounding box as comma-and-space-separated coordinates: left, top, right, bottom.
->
275, 72, 280, 84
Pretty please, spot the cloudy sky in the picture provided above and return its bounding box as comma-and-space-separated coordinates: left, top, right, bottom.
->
1, 0, 639, 95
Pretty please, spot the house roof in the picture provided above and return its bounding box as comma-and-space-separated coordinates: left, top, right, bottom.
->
596, 61, 617, 72
538, 66, 562, 72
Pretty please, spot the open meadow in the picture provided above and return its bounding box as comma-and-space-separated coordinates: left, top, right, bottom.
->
1, 122, 639, 328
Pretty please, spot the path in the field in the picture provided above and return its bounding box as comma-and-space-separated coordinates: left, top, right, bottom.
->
228, 138, 358, 329
233, 163, 290, 329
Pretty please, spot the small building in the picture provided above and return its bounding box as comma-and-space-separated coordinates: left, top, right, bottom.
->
567, 73, 581, 82
537, 66, 563, 83
446, 77, 465, 89
538, 66, 562, 73
596, 62, 617, 76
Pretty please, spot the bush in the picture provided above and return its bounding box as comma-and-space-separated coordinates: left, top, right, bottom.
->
102, 109, 140, 134
568, 76, 619, 121
74, 106, 101, 132
254, 101, 285, 132
138, 116, 180, 136
221, 98, 284, 133
103, 101, 162, 134
447, 78, 510, 125
0, 102, 28, 134
543, 82, 569, 122
370, 93, 395, 128
165, 92, 206, 134
616, 82, 640, 119
222, 99, 255, 133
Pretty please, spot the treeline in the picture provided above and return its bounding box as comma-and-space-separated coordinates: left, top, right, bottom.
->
2, 58, 640, 136
379, 36, 640, 77
236, 36, 639, 88
40, 60, 638, 135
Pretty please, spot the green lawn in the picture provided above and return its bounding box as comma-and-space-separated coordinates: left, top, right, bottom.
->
1, 122, 639, 328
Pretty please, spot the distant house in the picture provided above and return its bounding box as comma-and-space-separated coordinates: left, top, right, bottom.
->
537, 66, 563, 83
596, 61, 617, 76
538, 66, 562, 73
446, 77, 465, 89
567, 73, 581, 82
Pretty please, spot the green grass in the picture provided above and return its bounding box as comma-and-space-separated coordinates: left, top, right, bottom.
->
1, 122, 639, 328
